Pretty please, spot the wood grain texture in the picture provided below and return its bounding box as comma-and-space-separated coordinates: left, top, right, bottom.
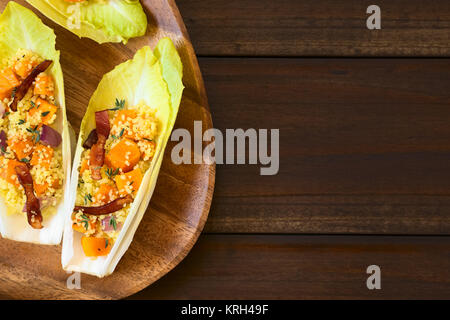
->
130, 234, 450, 299
199, 57, 450, 234
206, 195, 450, 234
177, 0, 450, 57
0, 0, 214, 299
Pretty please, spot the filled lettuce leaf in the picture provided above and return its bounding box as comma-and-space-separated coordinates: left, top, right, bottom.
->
0, 2, 71, 244
62, 38, 183, 277
26, 0, 147, 44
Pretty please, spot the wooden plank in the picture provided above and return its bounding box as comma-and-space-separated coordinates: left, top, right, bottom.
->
177, 0, 450, 56
130, 235, 450, 299
205, 195, 450, 234
198, 57, 450, 234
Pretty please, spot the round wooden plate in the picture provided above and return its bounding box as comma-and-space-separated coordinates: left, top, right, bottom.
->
0, 0, 214, 299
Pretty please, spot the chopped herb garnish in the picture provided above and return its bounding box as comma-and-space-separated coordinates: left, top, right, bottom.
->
143, 138, 153, 142
105, 167, 119, 179
84, 193, 92, 205
109, 215, 117, 230
105, 239, 109, 248
109, 98, 125, 111
41, 111, 50, 117
29, 101, 36, 109
80, 214, 90, 230
20, 158, 30, 163
33, 132, 40, 143
26, 126, 41, 143
17, 119, 25, 125
112, 128, 125, 140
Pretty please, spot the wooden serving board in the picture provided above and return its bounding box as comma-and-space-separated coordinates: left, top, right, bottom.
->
0, 0, 214, 299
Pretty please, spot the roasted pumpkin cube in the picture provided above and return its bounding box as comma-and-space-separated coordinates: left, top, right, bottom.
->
33, 73, 54, 97
0, 67, 20, 100
94, 183, 119, 205
28, 98, 58, 125
0, 158, 22, 187
7, 136, 35, 160
105, 138, 140, 173
81, 236, 112, 257
30, 144, 54, 169
115, 168, 143, 197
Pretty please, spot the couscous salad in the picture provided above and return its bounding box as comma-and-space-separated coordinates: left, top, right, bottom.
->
72, 100, 158, 256
0, 2, 70, 245
0, 50, 63, 229
62, 39, 183, 277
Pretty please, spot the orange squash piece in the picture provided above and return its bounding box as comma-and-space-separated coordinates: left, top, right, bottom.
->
72, 214, 96, 233
94, 183, 118, 205
0, 158, 22, 187
33, 182, 48, 196
115, 168, 143, 197
33, 73, 54, 97
72, 223, 88, 234
14, 55, 38, 79
79, 158, 89, 174
34, 178, 60, 197
112, 110, 138, 140
81, 236, 112, 257
105, 138, 140, 173
30, 144, 53, 169
7, 136, 34, 160
28, 98, 58, 125
0, 67, 20, 100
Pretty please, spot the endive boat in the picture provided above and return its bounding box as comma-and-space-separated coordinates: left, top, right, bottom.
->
0, 2, 71, 244
26, 0, 148, 44
62, 38, 183, 277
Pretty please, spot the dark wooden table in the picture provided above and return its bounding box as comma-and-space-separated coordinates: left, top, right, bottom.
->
131, 0, 450, 299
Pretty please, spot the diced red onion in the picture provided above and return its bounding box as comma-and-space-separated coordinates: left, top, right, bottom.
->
0, 130, 7, 153
95, 110, 110, 137
40, 125, 62, 147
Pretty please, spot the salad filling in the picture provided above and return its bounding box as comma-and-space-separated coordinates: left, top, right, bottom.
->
72, 99, 158, 257
0, 49, 64, 229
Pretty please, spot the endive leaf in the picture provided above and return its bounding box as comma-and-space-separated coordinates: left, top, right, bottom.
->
26, 0, 147, 44
0, 2, 71, 244
62, 38, 183, 277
